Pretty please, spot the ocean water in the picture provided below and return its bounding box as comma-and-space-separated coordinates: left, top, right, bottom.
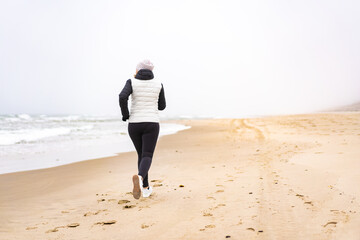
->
0, 114, 190, 174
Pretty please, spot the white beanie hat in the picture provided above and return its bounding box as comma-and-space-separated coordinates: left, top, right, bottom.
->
136, 59, 154, 71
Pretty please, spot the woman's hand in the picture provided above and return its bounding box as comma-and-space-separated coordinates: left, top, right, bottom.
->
122, 116, 129, 122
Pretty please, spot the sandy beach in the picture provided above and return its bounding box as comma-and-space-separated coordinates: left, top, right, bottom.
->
0, 112, 359, 240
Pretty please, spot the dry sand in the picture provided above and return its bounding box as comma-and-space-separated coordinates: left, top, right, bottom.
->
0, 113, 359, 240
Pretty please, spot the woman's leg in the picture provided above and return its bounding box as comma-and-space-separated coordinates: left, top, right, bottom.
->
128, 123, 143, 177
138, 123, 160, 188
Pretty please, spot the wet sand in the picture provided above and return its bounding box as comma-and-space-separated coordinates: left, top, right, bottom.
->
1, 113, 359, 239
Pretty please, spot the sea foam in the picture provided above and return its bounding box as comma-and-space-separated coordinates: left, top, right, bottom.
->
0, 115, 190, 174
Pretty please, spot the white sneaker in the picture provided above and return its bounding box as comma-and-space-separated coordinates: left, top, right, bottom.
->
142, 186, 153, 198
132, 175, 143, 199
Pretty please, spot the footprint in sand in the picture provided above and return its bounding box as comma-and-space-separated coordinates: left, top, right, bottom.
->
141, 224, 149, 229
67, 223, 80, 228
323, 221, 337, 228
216, 190, 224, 193
118, 199, 130, 205
151, 179, 163, 183
208, 203, 225, 211
295, 193, 314, 206
84, 209, 107, 216
46, 223, 80, 233
123, 204, 136, 209
205, 224, 216, 228
26, 226, 38, 230
215, 203, 226, 209
295, 194, 304, 200
141, 223, 154, 229
139, 205, 151, 209
153, 184, 163, 187
95, 220, 116, 225
46, 227, 62, 233
203, 212, 213, 217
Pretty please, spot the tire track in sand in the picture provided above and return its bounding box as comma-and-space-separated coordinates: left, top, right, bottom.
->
230, 119, 265, 141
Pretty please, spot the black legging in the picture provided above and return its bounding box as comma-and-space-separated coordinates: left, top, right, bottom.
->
128, 122, 160, 188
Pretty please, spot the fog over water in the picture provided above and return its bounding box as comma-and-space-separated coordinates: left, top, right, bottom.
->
1, 0, 360, 118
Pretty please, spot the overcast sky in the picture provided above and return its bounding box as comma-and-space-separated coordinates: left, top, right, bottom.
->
1, 0, 359, 118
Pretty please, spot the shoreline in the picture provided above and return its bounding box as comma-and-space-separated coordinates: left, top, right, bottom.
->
1, 113, 359, 239
2, 111, 357, 176
0, 120, 191, 178
0, 122, 190, 175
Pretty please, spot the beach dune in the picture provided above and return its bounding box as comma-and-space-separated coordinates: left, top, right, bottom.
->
1, 113, 360, 239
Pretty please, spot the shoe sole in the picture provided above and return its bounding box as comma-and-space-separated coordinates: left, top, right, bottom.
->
132, 175, 141, 199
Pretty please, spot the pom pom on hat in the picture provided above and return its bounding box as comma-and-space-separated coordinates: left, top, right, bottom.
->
136, 59, 154, 71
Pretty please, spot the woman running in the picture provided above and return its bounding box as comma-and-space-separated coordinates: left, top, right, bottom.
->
119, 59, 166, 199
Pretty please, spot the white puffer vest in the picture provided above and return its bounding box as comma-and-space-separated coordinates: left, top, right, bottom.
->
129, 78, 162, 123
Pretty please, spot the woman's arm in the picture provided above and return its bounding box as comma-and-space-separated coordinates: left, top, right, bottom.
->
158, 84, 166, 110
119, 79, 132, 121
